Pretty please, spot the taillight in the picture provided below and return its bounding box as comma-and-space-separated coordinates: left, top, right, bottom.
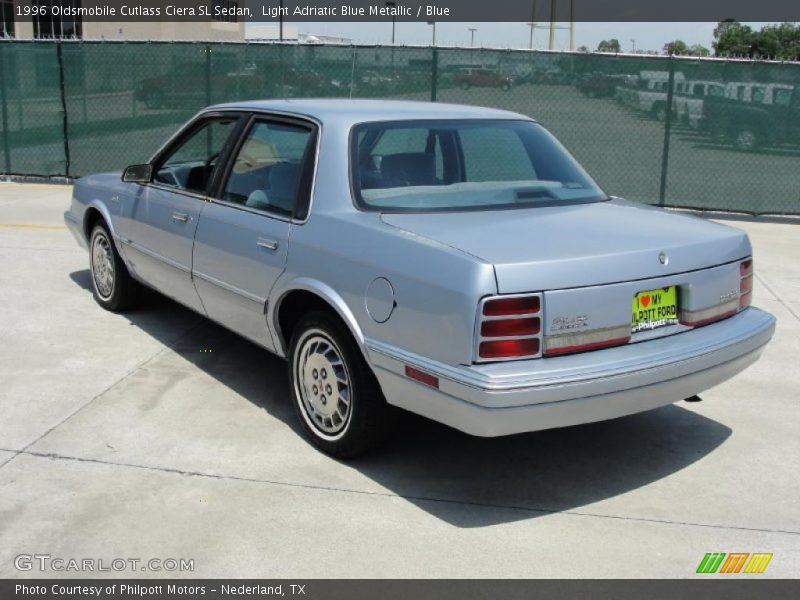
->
740, 258, 753, 309
476, 294, 543, 361
483, 296, 540, 316
680, 257, 753, 327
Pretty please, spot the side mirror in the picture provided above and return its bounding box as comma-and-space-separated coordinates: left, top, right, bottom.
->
122, 164, 153, 184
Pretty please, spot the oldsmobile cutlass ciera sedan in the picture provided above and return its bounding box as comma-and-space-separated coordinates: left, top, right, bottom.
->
64, 99, 776, 457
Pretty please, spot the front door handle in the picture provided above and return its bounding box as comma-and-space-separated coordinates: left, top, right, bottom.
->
257, 238, 279, 251
172, 212, 190, 223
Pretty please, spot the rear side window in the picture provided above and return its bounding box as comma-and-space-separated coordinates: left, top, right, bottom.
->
222, 120, 314, 216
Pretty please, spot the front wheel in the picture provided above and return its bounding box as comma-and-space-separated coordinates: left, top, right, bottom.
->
89, 223, 141, 311
289, 311, 389, 458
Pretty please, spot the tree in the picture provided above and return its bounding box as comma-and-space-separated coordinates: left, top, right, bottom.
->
713, 19, 739, 42
688, 44, 710, 57
664, 40, 689, 55
597, 39, 620, 53
713, 21, 800, 59
713, 20, 755, 56
577, 45, 589, 53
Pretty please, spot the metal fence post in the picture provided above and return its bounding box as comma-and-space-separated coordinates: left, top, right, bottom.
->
658, 55, 676, 206
0, 43, 11, 174
56, 41, 71, 178
205, 43, 212, 106
430, 47, 439, 102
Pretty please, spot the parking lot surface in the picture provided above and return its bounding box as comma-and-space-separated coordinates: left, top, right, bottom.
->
0, 183, 798, 578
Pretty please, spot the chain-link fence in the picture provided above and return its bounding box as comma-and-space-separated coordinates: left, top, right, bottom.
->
1, 41, 799, 214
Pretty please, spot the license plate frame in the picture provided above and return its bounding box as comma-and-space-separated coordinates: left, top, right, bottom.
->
631, 286, 679, 334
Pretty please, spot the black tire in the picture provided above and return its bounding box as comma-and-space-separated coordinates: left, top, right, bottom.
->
651, 103, 667, 121
89, 223, 142, 311
289, 310, 389, 458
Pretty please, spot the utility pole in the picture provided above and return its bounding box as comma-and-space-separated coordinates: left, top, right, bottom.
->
548, 0, 556, 50
569, 0, 575, 51
279, 0, 284, 41
468, 27, 477, 47
386, 1, 396, 44
630, 39, 636, 53
428, 21, 436, 47
528, 0, 537, 49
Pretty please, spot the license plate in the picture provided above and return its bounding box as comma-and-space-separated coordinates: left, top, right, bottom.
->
631, 286, 679, 334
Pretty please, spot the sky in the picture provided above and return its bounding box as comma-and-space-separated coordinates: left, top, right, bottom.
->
260, 21, 780, 52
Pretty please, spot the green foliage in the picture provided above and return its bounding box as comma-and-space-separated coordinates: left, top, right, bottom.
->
688, 44, 711, 57
713, 20, 800, 60
597, 39, 621, 53
664, 40, 689, 55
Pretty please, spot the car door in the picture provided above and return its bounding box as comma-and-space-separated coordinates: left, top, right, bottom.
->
192, 114, 318, 350
119, 114, 243, 313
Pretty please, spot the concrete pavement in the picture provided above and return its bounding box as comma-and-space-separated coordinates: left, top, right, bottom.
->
0, 183, 798, 578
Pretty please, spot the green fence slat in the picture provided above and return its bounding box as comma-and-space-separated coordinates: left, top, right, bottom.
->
0, 41, 798, 215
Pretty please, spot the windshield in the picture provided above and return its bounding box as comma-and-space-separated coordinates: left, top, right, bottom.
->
351, 119, 607, 212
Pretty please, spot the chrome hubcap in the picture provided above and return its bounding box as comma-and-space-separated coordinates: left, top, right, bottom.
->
295, 332, 351, 437
91, 233, 115, 299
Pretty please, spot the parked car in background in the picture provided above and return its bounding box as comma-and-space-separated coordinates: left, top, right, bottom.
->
616, 70, 686, 120
358, 70, 400, 92
135, 62, 264, 109
672, 81, 725, 128
281, 68, 330, 95
64, 99, 775, 458
576, 73, 627, 98
700, 84, 798, 151
453, 68, 514, 90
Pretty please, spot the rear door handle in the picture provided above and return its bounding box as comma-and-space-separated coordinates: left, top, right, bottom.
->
257, 238, 279, 251
172, 212, 189, 223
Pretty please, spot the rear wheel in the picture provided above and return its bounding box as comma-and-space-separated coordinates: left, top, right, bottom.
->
651, 103, 668, 121
289, 311, 389, 458
733, 127, 760, 152
89, 223, 141, 311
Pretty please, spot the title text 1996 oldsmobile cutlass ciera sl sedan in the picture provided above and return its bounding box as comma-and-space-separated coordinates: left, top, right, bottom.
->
64, 99, 776, 457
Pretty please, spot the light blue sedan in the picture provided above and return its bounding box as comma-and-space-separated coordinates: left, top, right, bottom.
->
64, 100, 775, 457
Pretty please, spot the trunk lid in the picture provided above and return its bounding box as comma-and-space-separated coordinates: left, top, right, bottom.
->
381, 199, 750, 292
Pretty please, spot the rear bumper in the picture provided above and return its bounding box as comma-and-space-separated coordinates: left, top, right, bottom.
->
366, 307, 775, 437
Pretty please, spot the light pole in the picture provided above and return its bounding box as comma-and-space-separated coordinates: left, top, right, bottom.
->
279, 0, 284, 42
385, 1, 396, 44
630, 39, 636, 53
468, 27, 477, 47
427, 21, 436, 47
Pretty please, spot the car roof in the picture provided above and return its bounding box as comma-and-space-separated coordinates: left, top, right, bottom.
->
205, 98, 533, 124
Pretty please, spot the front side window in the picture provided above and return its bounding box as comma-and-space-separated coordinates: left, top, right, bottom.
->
222, 120, 314, 216
352, 119, 606, 212
155, 118, 238, 194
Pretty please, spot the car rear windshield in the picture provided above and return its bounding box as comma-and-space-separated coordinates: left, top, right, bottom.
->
351, 119, 607, 212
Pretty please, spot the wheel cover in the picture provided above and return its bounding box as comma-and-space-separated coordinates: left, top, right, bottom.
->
91, 232, 115, 299
294, 330, 352, 439
737, 130, 756, 149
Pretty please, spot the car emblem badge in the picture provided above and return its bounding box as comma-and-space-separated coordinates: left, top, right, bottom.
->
659, 252, 669, 265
